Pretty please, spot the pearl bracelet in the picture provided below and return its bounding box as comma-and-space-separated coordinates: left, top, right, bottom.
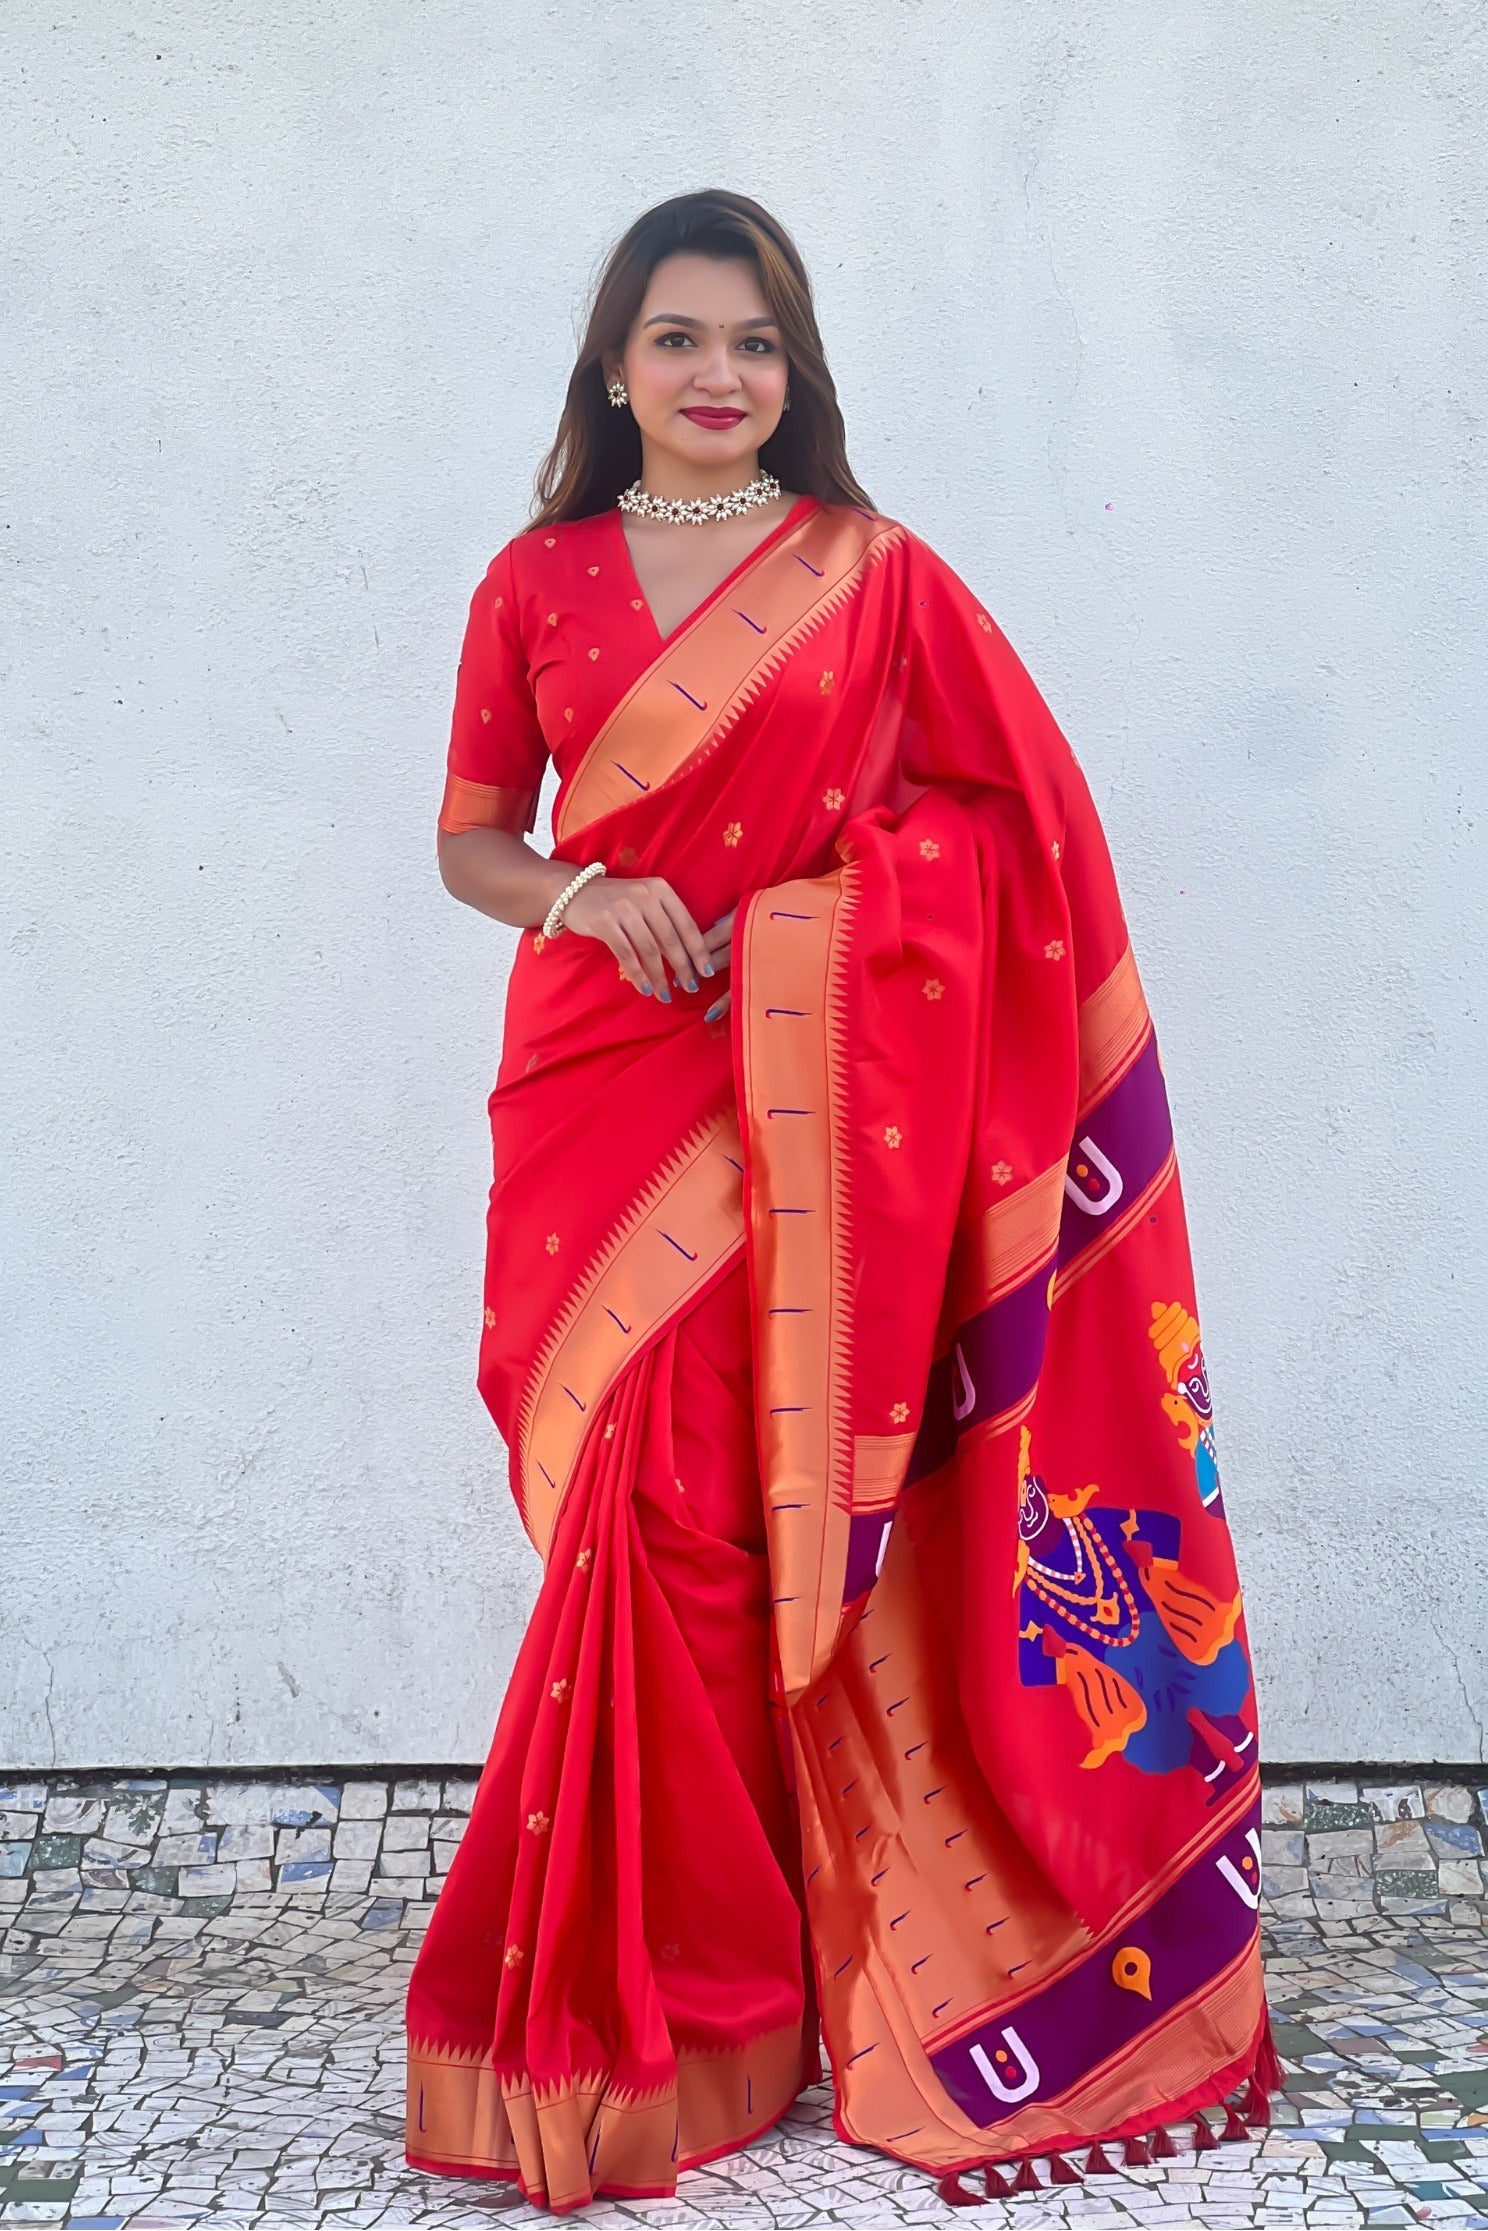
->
542, 859, 606, 940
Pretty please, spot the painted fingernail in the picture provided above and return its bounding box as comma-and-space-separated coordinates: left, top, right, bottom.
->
685, 977, 698, 994
658, 986, 671, 1003
640, 980, 652, 995
705, 1000, 723, 1022
700, 960, 714, 977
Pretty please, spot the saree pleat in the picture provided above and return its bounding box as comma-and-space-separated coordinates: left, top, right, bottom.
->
407, 1262, 817, 2210
408, 498, 1275, 2206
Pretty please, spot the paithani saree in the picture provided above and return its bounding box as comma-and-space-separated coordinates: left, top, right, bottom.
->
405, 495, 1277, 2212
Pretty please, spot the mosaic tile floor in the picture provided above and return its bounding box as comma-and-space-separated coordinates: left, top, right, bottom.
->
3, 1777, 1488, 2227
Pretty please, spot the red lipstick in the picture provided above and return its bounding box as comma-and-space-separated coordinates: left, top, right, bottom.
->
681, 407, 747, 428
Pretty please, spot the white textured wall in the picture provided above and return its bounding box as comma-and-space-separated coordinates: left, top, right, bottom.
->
3, 1, 1484, 1770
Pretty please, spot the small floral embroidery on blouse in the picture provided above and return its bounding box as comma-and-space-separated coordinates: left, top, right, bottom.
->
1051, 839, 1061, 861
576, 1547, 593, 1572
820, 669, 836, 695
976, 611, 993, 632
991, 1160, 1014, 1186
503, 1943, 525, 1969
547, 611, 558, 626
603, 1421, 616, 1439
484, 1306, 496, 1329
544, 536, 556, 547
526, 1810, 550, 1836
675, 1475, 685, 1494
723, 821, 743, 846
631, 597, 645, 611
1044, 939, 1066, 960
822, 787, 845, 810
564, 707, 574, 722
533, 933, 547, 955
587, 565, 599, 577
480, 707, 492, 724
918, 838, 941, 861
545, 1232, 560, 1254
891, 1401, 910, 1424
588, 647, 600, 661
617, 844, 637, 866
493, 596, 504, 611
550, 1678, 570, 1703
884, 1124, 903, 1149
922, 977, 945, 1000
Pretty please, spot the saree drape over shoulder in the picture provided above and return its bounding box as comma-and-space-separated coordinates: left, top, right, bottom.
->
406, 496, 1277, 2211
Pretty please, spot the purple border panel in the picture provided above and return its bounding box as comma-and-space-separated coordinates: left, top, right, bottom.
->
929, 1797, 1261, 2128
1058, 1035, 1172, 1271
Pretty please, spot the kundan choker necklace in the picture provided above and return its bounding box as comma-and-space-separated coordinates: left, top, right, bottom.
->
617, 469, 781, 525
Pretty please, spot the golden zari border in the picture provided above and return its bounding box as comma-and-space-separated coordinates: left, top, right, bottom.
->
554, 508, 904, 842
515, 1105, 745, 1561
407, 2023, 809, 2210
851, 1430, 918, 1511
738, 863, 862, 1702
438, 772, 540, 836
937, 1158, 1065, 1345
1078, 941, 1149, 1116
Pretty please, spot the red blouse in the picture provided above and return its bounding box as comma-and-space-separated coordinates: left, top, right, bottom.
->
437, 496, 822, 839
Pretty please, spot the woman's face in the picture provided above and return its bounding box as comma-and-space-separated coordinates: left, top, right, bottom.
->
610, 252, 788, 478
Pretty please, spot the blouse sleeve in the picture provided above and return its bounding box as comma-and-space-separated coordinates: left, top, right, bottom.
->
436, 539, 549, 838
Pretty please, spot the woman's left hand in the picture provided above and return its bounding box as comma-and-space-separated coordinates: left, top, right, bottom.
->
703, 909, 735, 1022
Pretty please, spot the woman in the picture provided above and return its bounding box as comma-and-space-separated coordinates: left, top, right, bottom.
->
405, 189, 1277, 2213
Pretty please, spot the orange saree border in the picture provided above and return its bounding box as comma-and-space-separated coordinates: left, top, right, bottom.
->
438, 772, 541, 837
408, 2022, 810, 2212
736, 862, 862, 1701
514, 1104, 745, 1560
555, 508, 905, 844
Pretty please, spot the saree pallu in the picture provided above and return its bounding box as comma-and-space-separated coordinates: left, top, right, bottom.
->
406, 501, 1276, 2211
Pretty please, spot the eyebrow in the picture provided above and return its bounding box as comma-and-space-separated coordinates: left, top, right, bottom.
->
640, 312, 779, 331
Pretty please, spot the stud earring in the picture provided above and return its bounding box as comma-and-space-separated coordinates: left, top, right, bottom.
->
607, 374, 628, 409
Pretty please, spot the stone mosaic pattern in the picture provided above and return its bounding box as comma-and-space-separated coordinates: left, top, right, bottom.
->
1, 1772, 1487, 2226
3, 1773, 1484, 1931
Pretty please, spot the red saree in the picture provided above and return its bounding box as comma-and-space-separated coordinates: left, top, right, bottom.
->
406, 495, 1277, 2211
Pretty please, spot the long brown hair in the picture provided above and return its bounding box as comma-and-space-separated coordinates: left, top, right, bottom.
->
530, 190, 874, 526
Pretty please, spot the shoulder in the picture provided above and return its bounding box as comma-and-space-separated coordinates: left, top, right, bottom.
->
501, 510, 613, 588
463, 512, 614, 633
815, 503, 954, 577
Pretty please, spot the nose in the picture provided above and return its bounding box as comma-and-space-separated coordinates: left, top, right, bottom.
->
691, 342, 742, 397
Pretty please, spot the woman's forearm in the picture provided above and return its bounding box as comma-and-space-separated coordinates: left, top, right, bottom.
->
436, 827, 576, 929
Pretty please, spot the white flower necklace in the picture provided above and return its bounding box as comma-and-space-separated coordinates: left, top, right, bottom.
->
617, 470, 782, 526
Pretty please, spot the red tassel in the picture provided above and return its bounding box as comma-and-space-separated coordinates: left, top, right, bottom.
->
1192, 2114, 1218, 2153
1124, 2134, 1151, 2166
1084, 2143, 1116, 2175
1149, 2124, 1178, 2159
935, 2172, 985, 2207
1221, 2106, 1250, 2142
1012, 2156, 1043, 2191
1047, 2151, 1082, 2183
1243, 2074, 1273, 2127
984, 2164, 1012, 2197
1252, 2009, 1284, 2096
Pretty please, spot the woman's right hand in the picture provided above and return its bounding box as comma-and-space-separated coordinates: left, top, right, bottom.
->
560, 873, 720, 1005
